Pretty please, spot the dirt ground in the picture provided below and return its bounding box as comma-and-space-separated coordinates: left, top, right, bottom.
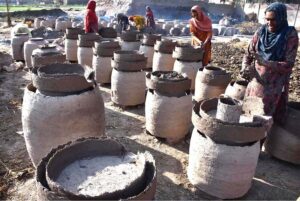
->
0, 26, 300, 200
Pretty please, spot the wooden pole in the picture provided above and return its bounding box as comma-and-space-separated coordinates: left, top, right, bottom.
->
5, 0, 12, 27
257, 3, 261, 23
294, 4, 300, 27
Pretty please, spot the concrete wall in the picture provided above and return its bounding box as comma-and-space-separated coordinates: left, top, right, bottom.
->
95, 0, 300, 28
206, 2, 236, 16
96, 0, 241, 20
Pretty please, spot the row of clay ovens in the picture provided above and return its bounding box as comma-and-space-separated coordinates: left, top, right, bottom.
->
22, 60, 300, 200
17, 26, 299, 200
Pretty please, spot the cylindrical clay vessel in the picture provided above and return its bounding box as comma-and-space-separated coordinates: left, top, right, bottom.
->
36, 138, 157, 200
11, 33, 29, 61
111, 50, 147, 106
92, 40, 121, 84
152, 39, 176, 72
145, 71, 192, 143
188, 129, 260, 199
265, 102, 300, 165
22, 64, 105, 166
194, 66, 231, 102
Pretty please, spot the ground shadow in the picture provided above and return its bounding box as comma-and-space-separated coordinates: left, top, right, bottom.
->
243, 178, 299, 200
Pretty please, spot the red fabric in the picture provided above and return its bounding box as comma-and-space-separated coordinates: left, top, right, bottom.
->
189, 5, 212, 32
146, 6, 155, 28
85, 0, 98, 33
146, 7, 153, 18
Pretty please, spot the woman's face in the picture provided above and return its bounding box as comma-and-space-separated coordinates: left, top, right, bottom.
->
191, 10, 198, 19
265, 11, 277, 32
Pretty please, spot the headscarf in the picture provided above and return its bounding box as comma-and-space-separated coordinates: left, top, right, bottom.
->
146, 6, 153, 18
129, 16, 134, 21
258, 2, 292, 61
85, 0, 98, 33
189, 5, 212, 32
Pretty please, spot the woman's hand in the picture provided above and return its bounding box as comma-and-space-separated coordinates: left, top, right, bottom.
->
240, 63, 256, 81
201, 41, 207, 48
254, 53, 269, 67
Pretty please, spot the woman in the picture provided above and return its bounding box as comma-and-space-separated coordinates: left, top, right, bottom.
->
84, 0, 98, 33
146, 6, 155, 30
189, 5, 212, 66
117, 13, 129, 32
129, 15, 145, 31
241, 2, 299, 124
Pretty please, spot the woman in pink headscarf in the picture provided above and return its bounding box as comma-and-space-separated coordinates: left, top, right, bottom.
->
85, 0, 98, 33
190, 5, 212, 66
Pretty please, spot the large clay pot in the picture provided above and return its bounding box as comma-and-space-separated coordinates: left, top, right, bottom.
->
111, 50, 147, 72
152, 39, 176, 71
264, 102, 300, 164
173, 59, 202, 90
172, 43, 203, 62
65, 39, 78, 62
77, 33, 100, 67
22, 84, 105, 167
120, 31, 141, 51
145, 71, 192, 143
77, 47, 93, 67
55, 18, 72, 32
224, 80, 248, 100
120, 41, 141, 51
31, 63, 94, 96
139, 34, 161, 69
92, 40, 121, 84
92, 55, 112, 84
98, 27, 117, 38
31, 45, 66, 68
93, 40, 121, 57
152, 52, 175, 72
22, 64, 105, 167
24, 38, 47, 68
141, 34, 161, 46
34, 17, 44, 28
139, 45, 154, 69
36, 138, 157, 200
192, 98, 267, 145
11, 33, 29, 61
215, 96, 242, 123
65, 28, 84, 40
188, 129, 260, 199
40, 18, 55, 28
194, 66, 231, 102
169, 27, 181, 36
111, 69, 146, 106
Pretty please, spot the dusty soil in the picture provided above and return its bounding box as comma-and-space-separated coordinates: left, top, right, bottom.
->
212, 41, 300, 101
0, 29, 300, 200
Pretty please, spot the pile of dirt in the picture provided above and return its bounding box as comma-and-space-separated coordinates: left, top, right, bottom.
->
289, 49, 300, 100
211, 41, 247, 80
234, 22, 262, 35
211, 40, 300, 101
0, 9, 67, 19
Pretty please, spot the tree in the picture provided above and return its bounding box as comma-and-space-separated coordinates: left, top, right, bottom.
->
5, 0, 12, 27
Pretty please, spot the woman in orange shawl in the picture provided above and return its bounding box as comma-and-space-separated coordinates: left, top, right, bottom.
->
190, 5, 212, 66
